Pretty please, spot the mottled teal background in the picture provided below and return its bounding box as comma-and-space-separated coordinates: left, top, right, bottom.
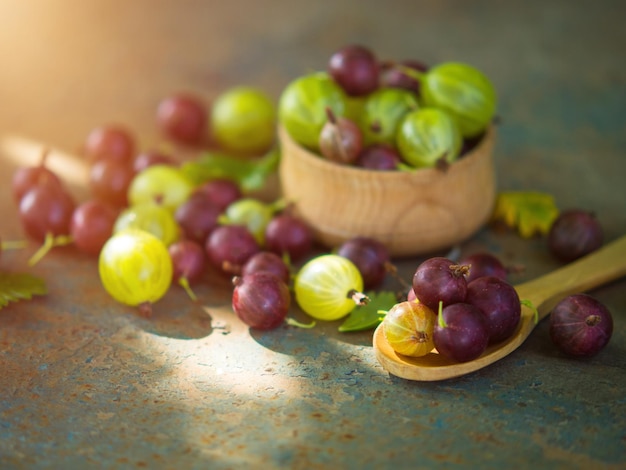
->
0, 1, 624, 469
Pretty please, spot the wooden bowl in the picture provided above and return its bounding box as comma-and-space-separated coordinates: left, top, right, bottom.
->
278, 125, 497, 258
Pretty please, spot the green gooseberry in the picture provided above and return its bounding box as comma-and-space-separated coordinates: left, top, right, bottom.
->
278, 72, 349, 150
218, 198, 285, 245
396, 107, 462, 169
345, 95, 366, 122
211, 86, 277, 154
359, 87, 419, 147
421, 62, 496, 138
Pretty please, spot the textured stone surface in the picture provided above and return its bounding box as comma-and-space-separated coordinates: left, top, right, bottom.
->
1, 1, 625, 468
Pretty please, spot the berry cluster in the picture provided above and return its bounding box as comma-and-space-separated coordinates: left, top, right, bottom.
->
279, 44, 497, 171
5, 46, 614, 366
390, 255, 521, 363
8, 86, 306, 319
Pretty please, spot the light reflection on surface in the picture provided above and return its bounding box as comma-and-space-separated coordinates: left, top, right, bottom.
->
0, 134, 89, 187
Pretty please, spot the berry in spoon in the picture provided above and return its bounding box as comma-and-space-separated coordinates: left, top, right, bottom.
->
412, 257, 469, 311
459, 252, 508, 283
433, 302, 490, 363
382, 300, 436, 357
465, 276, 521, 343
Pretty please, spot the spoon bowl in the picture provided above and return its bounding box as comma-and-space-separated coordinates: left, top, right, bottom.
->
373, 235, 626, 381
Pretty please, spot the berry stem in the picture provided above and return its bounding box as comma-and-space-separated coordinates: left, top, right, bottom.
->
285, 317, 316, 329
223, 260, 242, 275
138, 301, 153, 318
370, 120, 382, 135
325, 106, 338, 125
268, 197, 289, 214
347, 289, 370, 306
39, 147, 51, 167
325, 107, 350, 163
435, 153, 451, 172
585, 315, 602, 326
450, 263, 471, 278
28, 233, 73, 266
396, 64, 426, 82
216, 213, 231, 225
379, 61, 426, 82
1, 239, 27, 251
437, 301, 447, 328
384, 261, 411, 291
178, 277, 198, 302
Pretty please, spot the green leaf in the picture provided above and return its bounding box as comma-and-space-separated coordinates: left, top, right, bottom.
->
492, 191, 560, 238
338, 290, 397, 332
180, 146, 280, 192
0, 272, 47, 309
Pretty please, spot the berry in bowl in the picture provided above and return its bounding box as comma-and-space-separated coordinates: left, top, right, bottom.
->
277, 46, 498, 257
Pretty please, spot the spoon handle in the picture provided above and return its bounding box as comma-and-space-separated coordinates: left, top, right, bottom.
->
514, 234, 626, 321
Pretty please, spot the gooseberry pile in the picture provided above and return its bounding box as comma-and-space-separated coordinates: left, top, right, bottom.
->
279, 44, 497, 171
6, 45, 614, 369
9, 86, 311, 320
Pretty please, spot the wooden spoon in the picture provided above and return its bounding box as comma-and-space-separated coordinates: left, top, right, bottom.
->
373, 234, 626, 381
